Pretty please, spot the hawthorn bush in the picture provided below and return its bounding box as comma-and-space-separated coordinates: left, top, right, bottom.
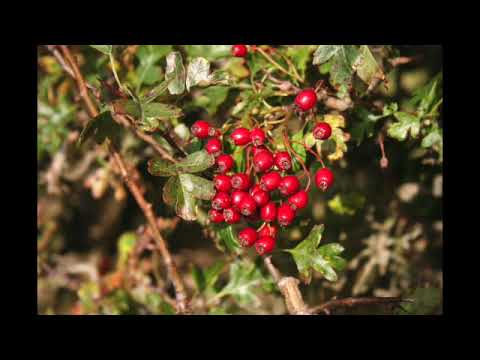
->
37, 45, 443, 315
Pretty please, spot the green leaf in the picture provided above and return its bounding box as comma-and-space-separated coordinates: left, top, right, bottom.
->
172, 150, 215, 173
90, 45, 112, 55
147, 158, 177, 177
285, 224, 346, 283
395, 288, 442, 315
117, 232, 137, 268
291, 130, 306, 172
135, 45, 172, 90
141, 81, 170, 104
165, 51, 186, 95
217, 224, 242, 254
78, 111, 123, 147
354, 45, 384, 87
178, 173, 215, 200
162, 176, 197, 221
387, 112, 421, 141
192, 86, 230, 115
421, 126, 442, 149
328, 192, 366, 216
286, 45, 314, 79
184, 45, 231, 61
192, 261, 225, 293
409, 72, 442, 118
329, 45, 359, 95
137, 102, 183, 132
313, 45, 341, 65
351, 107, 387, 145
186, 57, 211, 91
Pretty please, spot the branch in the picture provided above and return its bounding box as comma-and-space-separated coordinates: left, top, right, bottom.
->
313, 296, 412, 315
56, 45, 190, 313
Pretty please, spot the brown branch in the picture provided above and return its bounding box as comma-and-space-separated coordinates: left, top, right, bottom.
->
57, 45, 190, 313
264, 256, 312, 315
317, 88, 353, 112
313, 296, 412, 315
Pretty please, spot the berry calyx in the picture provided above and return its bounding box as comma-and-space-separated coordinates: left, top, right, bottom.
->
250, 184, 270, 207
205, 137, 222, 156
238, 194, 257, 216
260, 172, 282, 192
216, 154, 234, 173
231, 190, 248, 209
274, 151, 292, 171
277, 203, 296, 226
294, 88, 317, 111
214, 174, 232, 193
278, 175, 301, 196
208, 209, 224, 223
238, 227, 257, 247
260, 201, 277, 222
212, 192, 231, 210
287, 190, 309, 210
255, 236, 276, 255
231, 173, 251, 190
315, 168, 334, 191
232, 45, 248, 57
230, 128, 251, 146
223, 208, 241, 224
250, 128, 266, 146
313, 122, 332, 140
253, 150, 274, 173
258, 224, 278, 239
191, 120, 215, 139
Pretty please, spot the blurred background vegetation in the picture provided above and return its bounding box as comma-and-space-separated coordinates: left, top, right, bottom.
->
37, 45, 442, 315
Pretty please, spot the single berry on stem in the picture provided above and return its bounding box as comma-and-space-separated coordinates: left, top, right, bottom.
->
260, 202, 277, 222
238, 194, 257, 216
274, 151, 292, 171
313, 122, 332, 140
191, 120, 215, 139
205, 137, 223, 156
287, 190, 309, 210
216, 154, 234, 173
214, 174, 232, 193
238, 227, 257, 247
279, 175, 301, 196
223, 208, 241, 224
232, 45, 248, 57
231, 173, 251, 190
294, 88, 317, 111
212, 192, 231, 210
255, 236, 276, 255
260, 171, 282, 192
250, 184, 270, 207
230, 128, 251, 146
277, 203, 296, 226
208, 209, 224, 224
250, 128, 266, 146
253, 150, 274, 173
315, 168, 334, 191
258, 224, 278, 239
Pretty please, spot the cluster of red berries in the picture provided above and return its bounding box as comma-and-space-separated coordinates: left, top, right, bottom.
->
191, 114, 335, 255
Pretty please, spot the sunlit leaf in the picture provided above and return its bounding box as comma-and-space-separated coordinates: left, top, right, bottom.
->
165, 51, 186, 95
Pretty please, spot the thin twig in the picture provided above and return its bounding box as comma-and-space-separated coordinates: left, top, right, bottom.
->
312, 296, 412, 315
256, 47, 303, 83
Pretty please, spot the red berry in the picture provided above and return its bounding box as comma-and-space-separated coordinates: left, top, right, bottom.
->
253, 150, 274, 173
216, 154, 234, 173
249, 184, 270, 207
294, 88, 317, 111
277, 203, 296, 227
252, 146, 268, 156
238, 227, 257, 247
231, 190, 248, 209
258, 224, 278, 239
246, 211, 260, 223
230, 128, 251, 146
231, 173, 251, 190
260, 202, 277, 222
250, 128, 266, 146
205, 137, 223, 156
255, 236, 276, 255
223, 208, 241, 224
278, 175, 301, 196
274, 151, 292, 171
191, 120, 214, 139
232, 44, 248, 57
214, 174, 232, 192
260, 172, 282, 192
287, 190, 309, 210
208, 209, 224, 223
313, 122, 332, 140
212, 192, 231, 210
238, 194, 257, 216
315, 168, 334, 191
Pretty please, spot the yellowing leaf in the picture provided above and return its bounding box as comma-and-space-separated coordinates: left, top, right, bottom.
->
323, 114, 346, 129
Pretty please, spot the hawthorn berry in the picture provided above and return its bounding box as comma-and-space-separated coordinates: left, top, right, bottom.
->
216, 154, 234, 173
253, 150, 274, 173
212, 192, 231, 210
260, 202, 277, 222
231, 190, 248, 209
208, 209, 224, 223
232, 45, 248, 57
258, 224, 278, 239
231, 173, 251, 190
223, 208, 241, 224
287, 190, 309, 210
274, 151, 292, 171
277, 203, 296, 226
313, 122, 332, 140
238, 227, 257, 247
255, 236, 276, 255
252, 146, 268, 156
250, 184, 270, 207
315, 167, 334, 191
260, 171, 282, 192
191, 120, 214, 139
294, 88, 317, 111
205, 137, 222, 156
214, 174, 232, 193
238, 194, 257, 216
250, 128, 266, 146
230, 128, 251, 146
278, 175, 301, 196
